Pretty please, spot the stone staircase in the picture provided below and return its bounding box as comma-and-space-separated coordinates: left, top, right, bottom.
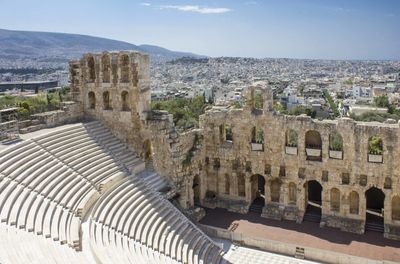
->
303, 205, 321, 223
248, 197, 264, 214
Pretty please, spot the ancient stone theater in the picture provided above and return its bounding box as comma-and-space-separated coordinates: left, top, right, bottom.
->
0, 51, 399, 263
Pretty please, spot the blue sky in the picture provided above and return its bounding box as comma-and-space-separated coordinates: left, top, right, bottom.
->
0, 0, 399, 60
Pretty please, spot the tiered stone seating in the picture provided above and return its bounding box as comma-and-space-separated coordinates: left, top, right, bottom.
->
89, 176, 225, 264
0, 121, 227, 263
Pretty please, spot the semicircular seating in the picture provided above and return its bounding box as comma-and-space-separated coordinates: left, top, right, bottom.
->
0, 121, 228, 264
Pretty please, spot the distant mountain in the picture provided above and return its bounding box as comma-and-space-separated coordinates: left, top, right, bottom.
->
0, 28, 204, 62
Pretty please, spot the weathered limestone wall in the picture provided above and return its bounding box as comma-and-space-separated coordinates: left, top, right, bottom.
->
69, 52, 400, 239
198, 84, 400, 239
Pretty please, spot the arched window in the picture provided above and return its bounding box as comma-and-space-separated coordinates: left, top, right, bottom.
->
121, 91, 130, 111
368, 135, 383, 155
349, 191, 359, 214
103, 91, 112, 110
120, 54, 130, 83
224, 174, 230, 195
270, 179, 281, 202
329, 132, 343, 151
87, 55, 96, 82
392, 196, 400, 220
251, 127, 264, 144
102, 54, 111, 83
289, 182, 296, 203
330, 188, 340, 212
286, 129, 298, 147
238, 173, 245, 197
88, 92, 95, 109
305, 130, 322, 149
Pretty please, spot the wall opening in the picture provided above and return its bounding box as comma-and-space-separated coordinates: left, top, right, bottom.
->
392, 196, 400, 221
304, 180, 322, 223
224, 173, 230, 195
305, 130, 322, 161
238, 173, 245, 197
365, 187, 385, 230
103, 91, 112, 110
330, 188, 340, 212
349, 191, 359, 214
101, 54, 111, 83
193, 174, 200, 205
120, 54, 130, 83
121, 91, 130, 111
270, 178, 281, 203
289, 182, 297, 204
88, 91, 96, 109
87, 55, 95, 82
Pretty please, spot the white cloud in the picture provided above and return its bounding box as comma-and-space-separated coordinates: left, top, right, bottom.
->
159, 5, 231, 14
140, 2, 151, 6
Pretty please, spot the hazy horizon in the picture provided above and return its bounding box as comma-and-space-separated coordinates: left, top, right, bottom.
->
1, 0, 399, 60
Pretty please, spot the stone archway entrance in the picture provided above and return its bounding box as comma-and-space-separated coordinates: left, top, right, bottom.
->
248, 174, 265, 214
303, 180, 323, 223
365, 187, 385, 232
192, 175, 201, 205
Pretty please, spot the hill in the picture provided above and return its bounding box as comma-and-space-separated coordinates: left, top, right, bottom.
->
0, 28, 204, 62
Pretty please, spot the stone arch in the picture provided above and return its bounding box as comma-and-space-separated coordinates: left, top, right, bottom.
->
101, 53, 111, 83
193, 174, 200, 205
270, 178, 281, 202
384, 177, 392, 189
392, 196, 400, 220
368, 135, 383, 155
238, 173, 245, 197
120, 54, 130, 83
88, 91, 96, 109
365, 187, 385, 226
251, 127, 264, 144
87, 55, 96, 82
349, 191, 359, 214
330, 188, 340, 212
224, 173, 230, 195
329, 131, 343, 151
103, 91, 112, 110
288, 182, 297, 203
305, 130, 322, 149
121, 91, 130, 111
286, 129, 298, 147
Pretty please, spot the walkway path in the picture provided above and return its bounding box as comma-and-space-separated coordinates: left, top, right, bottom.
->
200, 208, 400, 263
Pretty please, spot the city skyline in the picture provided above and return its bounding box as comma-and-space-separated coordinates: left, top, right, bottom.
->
0, 0, 399, 60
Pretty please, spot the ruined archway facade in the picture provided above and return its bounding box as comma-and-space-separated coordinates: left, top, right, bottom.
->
70, 52, 400, 240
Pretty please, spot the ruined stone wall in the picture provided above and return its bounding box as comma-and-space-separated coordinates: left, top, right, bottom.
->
69, 52, 400, 239
69, 51, 203, 207
198, 84, 400, 239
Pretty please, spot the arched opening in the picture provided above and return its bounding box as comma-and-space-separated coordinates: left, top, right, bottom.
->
237, 173, 245, 197
251, 127, 264, 151
255, 90, 264, 110
289, 182, 297, 204
193, 174, 200, 205
249, 174, 265, 214
101, 54, 111, 83
368, 135, 383, 163
143, 139, 153, 162
305, 130, 322, 161
304, 180, 322, 223
270, 178, 281, 203
88, 91, 96, 109
365, 187, 385, 232
329, 132, 343, 159
349, 191, 359, 215
392, 196, 400, 221
224, 174, 230, 195
286, 129, 298, 147
121, 91, 130, 111
103, 91, 112, 110
87, 55, 95, 82
120, 54, 130, 83
330, 188, 340, 212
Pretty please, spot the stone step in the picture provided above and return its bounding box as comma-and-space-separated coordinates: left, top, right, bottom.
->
365, 222, 384, 233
